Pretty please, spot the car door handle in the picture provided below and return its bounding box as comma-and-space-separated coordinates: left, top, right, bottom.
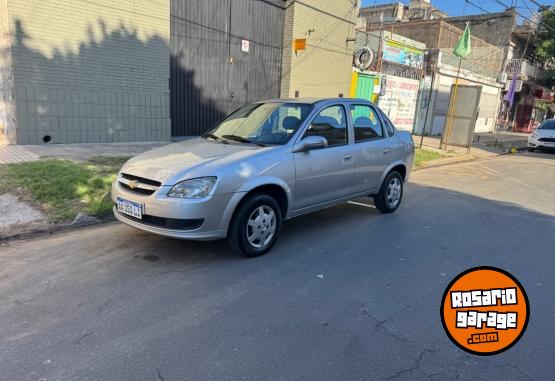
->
382, 149, 391, 155
343, 154, 353, 161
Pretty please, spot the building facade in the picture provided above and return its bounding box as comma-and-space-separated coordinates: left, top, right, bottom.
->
0, 0, 171, 145
3, 0, 355, 144
170, 0, 285, 137
352, 30, 426, 132
446, 10, 553, 132
280, 0, 358, 98
358, 0, 446, 29
366, 20, 505, 136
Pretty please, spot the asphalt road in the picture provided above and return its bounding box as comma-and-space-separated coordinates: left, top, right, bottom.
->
1, 152, 555, 380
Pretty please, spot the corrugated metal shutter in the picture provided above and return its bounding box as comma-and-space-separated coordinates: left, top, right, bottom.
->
170, 0, 284, 136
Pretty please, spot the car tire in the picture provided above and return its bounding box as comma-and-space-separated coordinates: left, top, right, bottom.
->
528, 147, 535, 152
373, 171, 404, 214
228, 193, 282, 257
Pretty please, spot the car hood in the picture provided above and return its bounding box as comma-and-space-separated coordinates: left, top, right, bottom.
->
121, 138, 263, 184
535, 129, 555, 138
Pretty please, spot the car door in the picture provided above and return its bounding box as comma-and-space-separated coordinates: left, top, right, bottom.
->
293, 104, 355, 210
348, 103, 392, 194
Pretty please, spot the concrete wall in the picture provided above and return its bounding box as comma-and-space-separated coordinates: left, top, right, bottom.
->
5, 0, 170, 144
0, 0, 16, 144
447, 12, 516, 49
281, 0, 357, 98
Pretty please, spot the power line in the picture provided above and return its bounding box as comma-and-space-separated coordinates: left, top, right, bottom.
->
527, 0, 545, 8
464, 0, 491, 15
492, 0, 555, 34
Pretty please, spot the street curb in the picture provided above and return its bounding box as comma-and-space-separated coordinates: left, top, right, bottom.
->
413, 144, 528, 172
413, 159, 473, 171
0, 218, 112, 243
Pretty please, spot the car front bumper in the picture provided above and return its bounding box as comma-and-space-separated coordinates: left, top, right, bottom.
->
528, 136, 555, 149
111, 180, 244, 240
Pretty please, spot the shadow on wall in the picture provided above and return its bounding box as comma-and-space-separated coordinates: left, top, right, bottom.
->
170, 50, 226, 138
9, 19, 223, 144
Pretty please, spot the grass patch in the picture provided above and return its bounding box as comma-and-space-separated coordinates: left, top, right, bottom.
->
0, 156, 129, 223
414, 149, 445, 168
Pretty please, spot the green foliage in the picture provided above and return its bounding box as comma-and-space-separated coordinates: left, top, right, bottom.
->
534, 8, 555, 66
533, 8, 555, 87
545, 66, 555, 81
0, 156, 129, 223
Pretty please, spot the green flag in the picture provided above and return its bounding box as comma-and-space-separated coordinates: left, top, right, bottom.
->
453, 24, 471, 58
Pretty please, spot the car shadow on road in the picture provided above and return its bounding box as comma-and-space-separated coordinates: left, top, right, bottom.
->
115, 197, 380, 265
520, 150, 555, 159
114, 181, 555, 267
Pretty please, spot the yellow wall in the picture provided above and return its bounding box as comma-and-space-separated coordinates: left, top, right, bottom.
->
6, 0, 169, 59
281, 0, 358, 98
0, 0, 15, 143
4, 0, 171, 144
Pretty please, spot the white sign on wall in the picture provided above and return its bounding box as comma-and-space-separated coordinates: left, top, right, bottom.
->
377, 75, 420, 132
241, 39, 250, 53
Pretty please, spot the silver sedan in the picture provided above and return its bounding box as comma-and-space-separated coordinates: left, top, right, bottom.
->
112, 98, 415, 256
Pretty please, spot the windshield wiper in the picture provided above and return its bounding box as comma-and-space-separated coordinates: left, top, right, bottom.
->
221, 134, 266, 147
203, 133, 228, 144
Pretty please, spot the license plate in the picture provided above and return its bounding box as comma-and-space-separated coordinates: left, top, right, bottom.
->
117, 197, 143, 219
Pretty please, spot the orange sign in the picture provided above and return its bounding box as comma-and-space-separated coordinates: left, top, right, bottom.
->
293, 38, 306, 51
441, 267, 529, 356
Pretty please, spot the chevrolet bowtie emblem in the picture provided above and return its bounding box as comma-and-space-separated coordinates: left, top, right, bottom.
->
129, 180, 139, 189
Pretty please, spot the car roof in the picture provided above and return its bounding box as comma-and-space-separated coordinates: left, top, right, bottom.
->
256, 98, 373, 105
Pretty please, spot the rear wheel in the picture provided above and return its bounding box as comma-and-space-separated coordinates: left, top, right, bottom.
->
228, 193, 282, 257
373, 171, 403, 213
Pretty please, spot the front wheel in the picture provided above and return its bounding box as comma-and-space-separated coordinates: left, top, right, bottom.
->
228, 193, 282, 257
373, 171, 403, 213
528, 147, 535, 152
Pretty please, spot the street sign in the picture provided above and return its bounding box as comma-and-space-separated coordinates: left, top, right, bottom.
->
241, 39, 249, 53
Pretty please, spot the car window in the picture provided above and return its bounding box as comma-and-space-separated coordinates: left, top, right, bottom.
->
349, 104, 383, 142
205, 102, 312, 145
380, 112, 396, 136
539, 120, 555, 130
303, 105, 347, 147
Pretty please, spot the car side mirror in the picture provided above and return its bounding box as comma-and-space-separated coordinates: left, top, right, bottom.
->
293, 135, 328, 153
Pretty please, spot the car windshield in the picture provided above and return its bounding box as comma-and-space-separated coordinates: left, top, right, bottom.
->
538, 120, 555, 130
203, 102, 312, 145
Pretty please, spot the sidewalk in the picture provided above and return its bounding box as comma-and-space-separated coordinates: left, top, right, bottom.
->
0, 141, 169, 164
413, 131, 528, 169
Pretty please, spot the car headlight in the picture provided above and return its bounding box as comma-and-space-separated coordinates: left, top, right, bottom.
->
531, 133, 538, 139
167, 177, 217, 199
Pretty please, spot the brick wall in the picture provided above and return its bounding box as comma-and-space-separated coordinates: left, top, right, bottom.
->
5, 0, 170, 144
281, 0, 358, 98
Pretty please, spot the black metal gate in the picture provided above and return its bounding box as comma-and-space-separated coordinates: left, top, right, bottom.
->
170, 0, 285, 136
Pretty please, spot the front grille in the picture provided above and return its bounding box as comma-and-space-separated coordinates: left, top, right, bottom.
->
538, 137, 555, 142
116, 208, 203, 230
119, 182, 156, 195
119, 173, 161, 195
121, 173, 161, 186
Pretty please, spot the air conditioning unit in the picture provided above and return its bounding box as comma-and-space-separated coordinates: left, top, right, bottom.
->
497, 72, 507, 84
